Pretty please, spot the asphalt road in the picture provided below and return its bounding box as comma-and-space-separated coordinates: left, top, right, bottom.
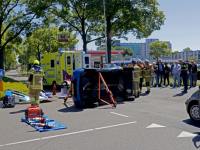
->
1, 70, 200, 150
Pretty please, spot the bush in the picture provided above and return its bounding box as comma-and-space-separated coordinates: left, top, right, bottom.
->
0, 91, 5, 101
2, 76, 20, 83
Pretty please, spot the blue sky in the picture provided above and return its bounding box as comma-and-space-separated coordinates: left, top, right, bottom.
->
76, 0, 200, 52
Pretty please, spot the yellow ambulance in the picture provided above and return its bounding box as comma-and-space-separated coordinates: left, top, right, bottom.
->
40, 51, 91, 86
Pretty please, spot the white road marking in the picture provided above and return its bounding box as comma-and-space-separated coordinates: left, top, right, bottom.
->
0, 138, 41, 147
177, 131, 198, 138
0, 122, 136, 147
146, 123, 166, 128
41, 129, 94, 139
95, 121, 136, 130
110, 112, 129, 117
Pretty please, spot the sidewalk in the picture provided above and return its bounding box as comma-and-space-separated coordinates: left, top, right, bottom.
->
5, 70, 27, 83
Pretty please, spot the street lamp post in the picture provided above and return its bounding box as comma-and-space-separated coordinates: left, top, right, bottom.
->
49, 26, 51, 53
103, 0, 108, 63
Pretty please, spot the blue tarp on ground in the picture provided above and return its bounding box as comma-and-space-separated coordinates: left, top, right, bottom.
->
21, 116, 67, 132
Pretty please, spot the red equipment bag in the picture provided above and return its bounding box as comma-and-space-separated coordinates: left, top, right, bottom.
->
25, 106, 44, 120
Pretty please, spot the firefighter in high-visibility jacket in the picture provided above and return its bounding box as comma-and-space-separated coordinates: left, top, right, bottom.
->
144, 59, 153, 94
27, 60, 44, 106
137, 59, 144, 93
132, 60, 140, 98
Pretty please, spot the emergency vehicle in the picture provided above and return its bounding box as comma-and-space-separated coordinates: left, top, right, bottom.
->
40, 51, 91, 86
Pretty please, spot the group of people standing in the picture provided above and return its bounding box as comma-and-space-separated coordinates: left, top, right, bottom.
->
151, 59, 197, 93
132, 59, 154, 98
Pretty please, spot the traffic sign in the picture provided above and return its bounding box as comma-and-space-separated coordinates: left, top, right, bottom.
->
0, 69, 5, 78
58, 34, 68, 42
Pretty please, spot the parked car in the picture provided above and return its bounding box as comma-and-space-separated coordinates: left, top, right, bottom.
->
185, 87, 200, 122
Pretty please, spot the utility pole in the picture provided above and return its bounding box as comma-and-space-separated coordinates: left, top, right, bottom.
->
103, 0, 108, 63
49, 26, 51, 53
26, 48, 29, 74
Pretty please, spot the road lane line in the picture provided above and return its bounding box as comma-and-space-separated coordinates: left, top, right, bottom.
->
41, 129, 94, 139
110, 112, 129, 117
0, 122, 136, 147
95, 121, 136, 130
0, 138, 41, 147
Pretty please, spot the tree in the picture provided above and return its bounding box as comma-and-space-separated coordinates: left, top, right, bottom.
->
100, 46, 135, 57
189, 56, 197, 62
94, 0, 165, 63
25, 27, 79, 61
51, 0, 104, 53
172, 51, 179, 56
0, 0, 52, 69
149, 41, 169, 61
4, 50, 17, 69
183, 47, 191, 52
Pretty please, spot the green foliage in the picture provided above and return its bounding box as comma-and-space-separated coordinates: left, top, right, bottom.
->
149, 41, 169, 61
18, 27, 79, 63
51, 0, 104, 52
189, 56, 197, 62
3, 82, 29, 94
94, 0, 165, 53
0, 91, 5, 101
164, 49, 172, 56
183, 47, 191, 52
172, 51, 179, 56
2, 76, 20, 83
0, 0, 53, 69
4, 51, 17, 69
100, 46, 135, 57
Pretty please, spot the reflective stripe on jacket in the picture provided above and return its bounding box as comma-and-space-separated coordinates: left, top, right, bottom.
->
28, 67, 44, 90
133, 65, 140, 82
144, 65, 154, 78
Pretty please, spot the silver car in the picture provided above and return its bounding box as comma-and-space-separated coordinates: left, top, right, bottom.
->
185, 88, 200, 122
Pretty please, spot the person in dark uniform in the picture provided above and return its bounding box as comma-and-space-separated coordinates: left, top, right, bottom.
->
179, 59, 188, 93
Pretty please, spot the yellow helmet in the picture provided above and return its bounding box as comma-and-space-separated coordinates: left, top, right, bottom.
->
128, 64, 131, 66
33, 60, 39, 65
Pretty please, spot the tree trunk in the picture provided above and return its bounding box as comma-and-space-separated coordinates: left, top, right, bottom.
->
106, 16, 111, 64
83, 34, 87, 53
81, 18, 87, 53
0, 45, 3, 69
38, 51, 40, 61
37, 45, 40, 61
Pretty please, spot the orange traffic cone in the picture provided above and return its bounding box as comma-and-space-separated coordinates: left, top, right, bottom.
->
53, 84, 56, 95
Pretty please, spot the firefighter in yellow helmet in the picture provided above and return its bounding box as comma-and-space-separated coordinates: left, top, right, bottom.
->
132, 60, 140, 98
144, 59, 153, 94
27, 60, 44, 106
